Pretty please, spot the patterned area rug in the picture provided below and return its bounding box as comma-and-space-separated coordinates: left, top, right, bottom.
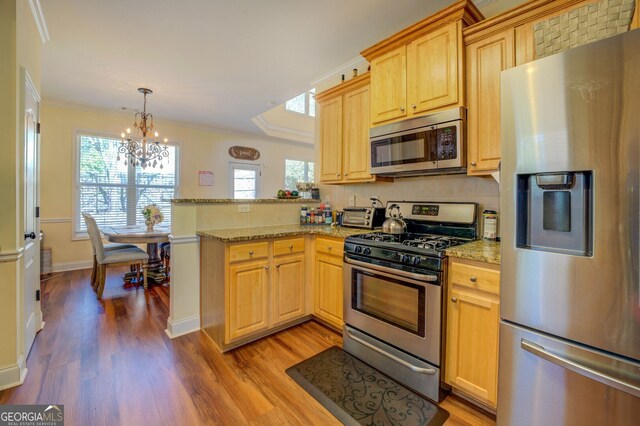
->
286, 346, 449, 426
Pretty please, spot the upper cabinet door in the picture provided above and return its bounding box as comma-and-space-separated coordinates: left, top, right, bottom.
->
466, 28, 515, 175
343, 85, 373, 181
407, 22, 459, 115
370, 46, 407, 124
318, 96, 343, 182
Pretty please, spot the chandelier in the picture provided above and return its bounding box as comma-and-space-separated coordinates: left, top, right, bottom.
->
118, 88, 169, 169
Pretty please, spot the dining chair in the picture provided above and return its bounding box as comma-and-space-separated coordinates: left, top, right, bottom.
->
83, 216, 138, 289
82, 213, 149, 299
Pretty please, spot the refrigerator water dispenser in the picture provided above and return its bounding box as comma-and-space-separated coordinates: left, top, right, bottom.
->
516, 171, 593, 256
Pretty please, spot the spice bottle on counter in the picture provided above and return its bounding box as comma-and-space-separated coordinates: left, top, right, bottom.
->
483, 210, 498, 241
300, 206, 307, 225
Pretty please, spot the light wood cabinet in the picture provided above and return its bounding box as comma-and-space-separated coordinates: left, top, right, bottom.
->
313, 237, 344, 330
370, 47, 407, 123
272, 253, 305, 326
369, 22, 462, 125
316, 73, 376, 184
201, 236, 310, 351
445, 257, 500, 409
465, 28, 515, 175
228, 259, 270, 341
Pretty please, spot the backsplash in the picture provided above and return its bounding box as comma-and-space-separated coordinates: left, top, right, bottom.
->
319, 174, 500, 230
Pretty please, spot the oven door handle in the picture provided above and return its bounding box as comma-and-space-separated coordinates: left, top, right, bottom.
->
345, 328, 436, 375
345, 257, 438, 283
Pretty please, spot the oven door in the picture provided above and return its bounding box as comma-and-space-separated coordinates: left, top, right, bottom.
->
343, 256, 442, 365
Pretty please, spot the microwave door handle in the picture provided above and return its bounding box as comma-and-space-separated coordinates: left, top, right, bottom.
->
345, 328, 436, 375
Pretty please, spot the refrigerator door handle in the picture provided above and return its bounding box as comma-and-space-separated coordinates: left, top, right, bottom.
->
521, 339, 640, 398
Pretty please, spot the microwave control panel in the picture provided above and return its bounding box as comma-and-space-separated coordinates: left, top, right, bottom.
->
436, 126, 457, 160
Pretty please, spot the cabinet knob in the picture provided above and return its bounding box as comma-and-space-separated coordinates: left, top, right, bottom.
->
411, 104, 417, 109
400, 106, 405, 112
344, 173, 348, 176
275, 264, 280, 269
288, 245, 293, 249
328, 246, 332, 250
470, 276, 477, 283
470, 161, 477, 167
249, 250, 254, 255
265, 266, 269, 270
336, 173, 341, 178
451, 297, 458, 303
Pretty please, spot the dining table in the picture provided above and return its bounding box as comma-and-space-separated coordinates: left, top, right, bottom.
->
101, 224, 171, 288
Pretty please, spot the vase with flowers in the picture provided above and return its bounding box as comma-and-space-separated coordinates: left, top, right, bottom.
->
142, 204, 164, 231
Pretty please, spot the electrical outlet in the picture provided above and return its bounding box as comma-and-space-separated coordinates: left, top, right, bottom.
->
348, 195, 356, 206
238, 204, 250, 213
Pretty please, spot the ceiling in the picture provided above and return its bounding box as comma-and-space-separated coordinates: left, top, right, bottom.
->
40, 0, 514, 137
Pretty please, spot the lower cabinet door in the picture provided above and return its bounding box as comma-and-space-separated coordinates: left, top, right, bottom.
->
313, 253, 344, 329
272, 253, 306, 326
227, 259, 270, 342
445, 288, 500, 408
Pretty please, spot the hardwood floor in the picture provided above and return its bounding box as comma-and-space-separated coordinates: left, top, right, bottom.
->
0, 267, 495, 426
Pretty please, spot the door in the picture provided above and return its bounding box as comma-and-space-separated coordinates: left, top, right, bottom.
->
272, 253, 305, 325
227, 259, 270, 342
313, 253, 343, 328
407, 22, 459, 115
370, 46, 407, 124
445, 288, 499, 408
342, 85, 373, 181
318, 96, 343, 182
22, 69, 41, 356
466, 28, 514, 174
498, 322, 640, 426
500, 30, 640, 361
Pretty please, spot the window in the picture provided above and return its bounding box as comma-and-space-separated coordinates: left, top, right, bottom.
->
75, 133, 178, 235
228, 162, 262, 199
284, 159, 314, 190
285, 88, 316, 117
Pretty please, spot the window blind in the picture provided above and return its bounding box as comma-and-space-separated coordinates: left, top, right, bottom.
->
76, 133, 177, 234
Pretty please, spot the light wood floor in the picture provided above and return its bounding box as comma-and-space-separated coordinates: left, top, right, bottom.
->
0, 267, 496, 426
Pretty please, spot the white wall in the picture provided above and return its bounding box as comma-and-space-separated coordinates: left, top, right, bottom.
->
39, 102, 315, 270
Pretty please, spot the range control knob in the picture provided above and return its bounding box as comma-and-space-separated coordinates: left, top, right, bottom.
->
355, 246, 363, 253
363, 247, 372, 255
413, 256, 422, 265
401, 254, 413, 264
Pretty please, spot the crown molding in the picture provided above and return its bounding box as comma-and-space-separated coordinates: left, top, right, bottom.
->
251, 114, 314, 145
28, 0, 50, 43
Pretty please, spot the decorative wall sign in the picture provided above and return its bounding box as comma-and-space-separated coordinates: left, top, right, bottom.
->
228, 146, 260, 161
198, 171, 214, 186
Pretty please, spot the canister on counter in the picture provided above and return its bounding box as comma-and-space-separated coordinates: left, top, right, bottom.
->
483, 210, 498, 241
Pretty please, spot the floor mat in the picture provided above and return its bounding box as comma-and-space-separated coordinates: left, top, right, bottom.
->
286, 346, 449, 426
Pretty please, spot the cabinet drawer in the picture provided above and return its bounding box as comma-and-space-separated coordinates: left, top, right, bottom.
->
450, 259, 500, 295
229, 241, 269, 263
274, 237, 305, 256
315, 237, 344, 257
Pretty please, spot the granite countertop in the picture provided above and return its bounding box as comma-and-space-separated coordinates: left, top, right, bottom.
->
197, 224, 366, 242
173, 198, 318, 204
445, 240, 501, 265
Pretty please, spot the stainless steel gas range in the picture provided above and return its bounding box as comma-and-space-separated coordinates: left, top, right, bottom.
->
342, 201, 478, 402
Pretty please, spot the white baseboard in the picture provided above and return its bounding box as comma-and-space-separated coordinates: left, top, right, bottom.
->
0, 355, 27, 391
52, 260, 92, 272
165, 315, 200, 339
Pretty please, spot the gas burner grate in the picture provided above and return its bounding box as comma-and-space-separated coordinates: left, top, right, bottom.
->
356, 233, 401, 243
402, 235, 469, 250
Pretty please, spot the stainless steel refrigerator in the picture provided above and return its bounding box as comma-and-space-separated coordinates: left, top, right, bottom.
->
499, 29, 640, 425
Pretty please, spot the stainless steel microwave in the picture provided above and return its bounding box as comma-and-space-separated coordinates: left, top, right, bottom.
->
369, 107, 466, 176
